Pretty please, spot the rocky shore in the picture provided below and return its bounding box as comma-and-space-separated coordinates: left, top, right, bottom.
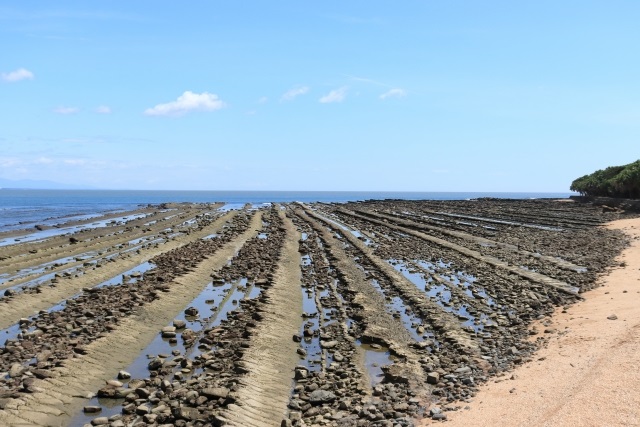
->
0, 199, 635, 426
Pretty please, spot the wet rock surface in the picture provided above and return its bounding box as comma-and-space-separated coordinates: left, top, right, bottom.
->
85, 208, 287, 426
0, 199, 635, 426
0, 210, 251, 399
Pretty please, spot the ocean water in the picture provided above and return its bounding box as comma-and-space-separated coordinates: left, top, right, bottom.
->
0, 189, 572, 230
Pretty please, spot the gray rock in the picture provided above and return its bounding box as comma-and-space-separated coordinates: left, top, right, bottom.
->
294, 367, 308, 380
148, 357, 163, 370
455, 366, 472, 374
9, 363, 25, 378
607, 314, 618, 320
309, 390, 337, 405
115, 388, 135, 398
135, 404, 150, 415
427, 372, 440, 384
117, 370, 131, 380
135, 388, 151, 398
321, 340, 338, 349
201, 387, 229, 399
105, 380, 123, 387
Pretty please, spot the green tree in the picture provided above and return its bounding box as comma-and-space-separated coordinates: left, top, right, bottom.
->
571, 160, 640, 198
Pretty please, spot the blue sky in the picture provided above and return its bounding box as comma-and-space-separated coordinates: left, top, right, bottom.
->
1, 1, 638, 191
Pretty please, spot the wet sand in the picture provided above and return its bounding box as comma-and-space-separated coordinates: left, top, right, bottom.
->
433, 217, 640, 426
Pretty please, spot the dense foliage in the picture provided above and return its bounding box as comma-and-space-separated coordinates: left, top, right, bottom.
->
571, 160, 640, 198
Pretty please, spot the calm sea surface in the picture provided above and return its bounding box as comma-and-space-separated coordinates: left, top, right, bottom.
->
0, 189, 572, 230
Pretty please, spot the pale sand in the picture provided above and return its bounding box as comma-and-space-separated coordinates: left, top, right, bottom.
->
425, 217, 640, 427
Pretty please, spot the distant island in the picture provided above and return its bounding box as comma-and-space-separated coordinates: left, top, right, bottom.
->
571, 160, 640, 199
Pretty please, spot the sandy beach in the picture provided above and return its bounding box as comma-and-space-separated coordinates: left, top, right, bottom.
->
432, 217, 640, 426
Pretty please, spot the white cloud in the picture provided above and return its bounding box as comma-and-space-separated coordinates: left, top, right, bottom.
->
144, 91, 225, 117
61, 137, 106, 144
1, 68, 34, 82
380, 88, 406, 99
0, 157, 21, 167
281, 86, 309, 101
34, 157, 54, 164
53, 106, 79, 115
345, 74, 387, 86
257, 96, 268, 104
319, 87, 348, 104
95, 105, 112, 114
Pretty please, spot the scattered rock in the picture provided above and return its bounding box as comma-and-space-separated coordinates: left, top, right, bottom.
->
309, 390, 337, 405
117, 371, 131, 380
184, 307, 199, 317
201, 387, 230, 400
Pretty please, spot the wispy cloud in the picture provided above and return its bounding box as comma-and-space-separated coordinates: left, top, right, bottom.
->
344, 74, 388, 87
257, 96, 268, 104
319, 87, 348, 104
281, 86, 309, 101
380, 88, 407, 99
23, 135, 152, 145
0, 155, 93, 168
53, 106, 79, 115
95, 105, 111, 114
144, 91, 225, 117
34, 156, 54, 164
1, 68, 34, 82
61, 137, 107, 144
0, 157, 21, 167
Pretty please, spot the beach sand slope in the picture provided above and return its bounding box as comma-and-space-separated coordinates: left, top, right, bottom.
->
432, 217, 640, 427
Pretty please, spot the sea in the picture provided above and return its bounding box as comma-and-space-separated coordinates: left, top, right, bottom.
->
0, 189, 572, 231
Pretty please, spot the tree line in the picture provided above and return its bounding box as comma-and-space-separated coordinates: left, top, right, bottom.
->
570, 160, 640, 199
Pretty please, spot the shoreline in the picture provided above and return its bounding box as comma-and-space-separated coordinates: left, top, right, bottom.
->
428, 216, 640, 426
0, 198, 636, 426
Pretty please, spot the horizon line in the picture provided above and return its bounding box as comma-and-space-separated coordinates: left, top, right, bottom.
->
0, 187, 574, 193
